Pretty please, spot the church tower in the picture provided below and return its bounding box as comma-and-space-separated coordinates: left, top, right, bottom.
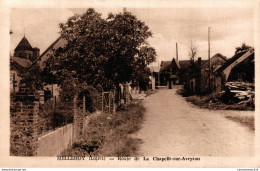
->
14, 36, 40, 62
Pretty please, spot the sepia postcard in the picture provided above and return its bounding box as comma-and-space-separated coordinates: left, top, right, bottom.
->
0, 0, 260, 168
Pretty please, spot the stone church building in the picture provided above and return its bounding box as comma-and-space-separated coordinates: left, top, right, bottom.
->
10, 36, 40, 92
13, 36, 40, 62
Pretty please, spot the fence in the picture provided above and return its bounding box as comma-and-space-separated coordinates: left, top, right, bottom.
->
102, 90, 116, 113
10, 83, 132, 156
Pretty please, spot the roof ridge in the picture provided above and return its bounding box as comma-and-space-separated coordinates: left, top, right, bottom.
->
200, 53, 227, 68
29, 36, 62, 69
14, 36, 33, 51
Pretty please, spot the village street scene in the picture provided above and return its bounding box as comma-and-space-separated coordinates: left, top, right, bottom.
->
9, 6, 255, 159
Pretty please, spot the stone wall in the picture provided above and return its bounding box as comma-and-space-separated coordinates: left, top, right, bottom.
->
37, 123, 73, 156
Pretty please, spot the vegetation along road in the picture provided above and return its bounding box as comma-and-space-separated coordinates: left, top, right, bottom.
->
135, 87, 254, 157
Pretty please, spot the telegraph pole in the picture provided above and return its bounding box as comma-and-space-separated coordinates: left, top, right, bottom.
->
158, 61, 160, 86
208, 27, 211, 92
176, 43, 178, 60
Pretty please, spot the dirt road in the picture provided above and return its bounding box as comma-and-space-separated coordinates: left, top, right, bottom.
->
136, 88, 254, 157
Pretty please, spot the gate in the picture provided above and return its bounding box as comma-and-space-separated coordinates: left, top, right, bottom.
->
102, 90, 116, 113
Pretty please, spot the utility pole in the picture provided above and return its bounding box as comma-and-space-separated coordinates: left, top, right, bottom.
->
208, 27, 211, 92
176, 43, 178, 60
158, 61, 160, 86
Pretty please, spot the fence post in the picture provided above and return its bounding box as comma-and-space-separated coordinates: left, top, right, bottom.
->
83, 94, 86, 113
73, 93, 84, 142
102, 92, 104, 112
109, 92, 111, 113
113, 90, 116, 113
73, 94, 78, 142
125, 83, 130, 105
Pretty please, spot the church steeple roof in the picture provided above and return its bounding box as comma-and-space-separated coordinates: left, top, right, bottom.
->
14, 36, 33, 51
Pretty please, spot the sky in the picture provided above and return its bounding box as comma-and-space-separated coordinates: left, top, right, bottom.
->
10, 5, 254, 66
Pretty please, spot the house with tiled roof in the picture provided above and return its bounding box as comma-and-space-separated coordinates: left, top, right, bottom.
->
30, 36, 66, 69
159, 58, 189, 88
159, 61, 172, 87
158, 56, 207, 89
10, 56, 32, 92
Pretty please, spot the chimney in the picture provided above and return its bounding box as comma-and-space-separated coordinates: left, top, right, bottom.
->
198, 57, 202, 67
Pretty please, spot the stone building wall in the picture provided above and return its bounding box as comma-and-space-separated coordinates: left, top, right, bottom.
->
10, 86, 39, 156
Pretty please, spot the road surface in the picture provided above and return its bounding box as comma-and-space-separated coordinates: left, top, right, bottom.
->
135, 88, 254, 157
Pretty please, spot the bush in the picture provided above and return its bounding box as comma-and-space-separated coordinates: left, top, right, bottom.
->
39, 99, 73, 132
77, 86, 102, 113
60, 102, 145, 157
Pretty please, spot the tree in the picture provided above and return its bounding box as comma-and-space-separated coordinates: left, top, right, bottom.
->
131, 46, 156, 90
235, 43, 253, 54
44, 8, 156, 92
45, 9, 109, 89
188, 40, 198, 76
19, 63, 44, 90
104, 11, 155, 86
138, 46, 157, 65
188, 40, 197, 63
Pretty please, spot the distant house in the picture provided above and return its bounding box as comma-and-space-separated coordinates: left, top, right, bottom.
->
159, 61, 172, 88
184, 54, 226, 94
185, 49, 254, 95
159, 58, 207, 89
10, 36, 39, 93
159, 58, 189, 88
199, 53, 227, 94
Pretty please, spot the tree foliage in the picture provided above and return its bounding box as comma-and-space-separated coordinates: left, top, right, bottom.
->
188, 40, 198, 76
44, 8, 156, 90
235, 43, 253, 54
188, 40, 197, 63
19, 63, 44, 90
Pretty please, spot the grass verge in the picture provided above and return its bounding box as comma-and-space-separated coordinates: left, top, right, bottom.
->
225, 115, 255, 131
60, 101, 145, 157
145, 89, 158, 97
183, 94, 254, 111
177, 89, 255, 131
